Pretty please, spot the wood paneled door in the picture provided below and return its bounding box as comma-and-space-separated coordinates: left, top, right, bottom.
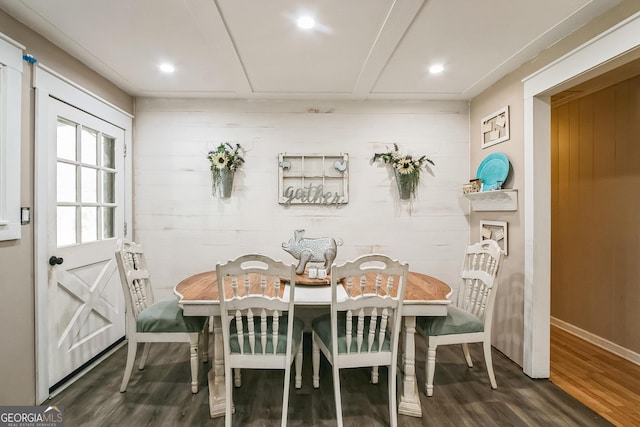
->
45, 99, 126, 390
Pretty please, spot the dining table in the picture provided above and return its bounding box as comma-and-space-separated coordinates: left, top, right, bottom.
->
174, 270, 452, 419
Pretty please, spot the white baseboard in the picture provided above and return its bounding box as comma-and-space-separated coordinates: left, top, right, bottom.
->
551, 317, 640, 366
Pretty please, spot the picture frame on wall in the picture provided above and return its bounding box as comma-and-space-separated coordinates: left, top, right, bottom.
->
480, 220, 508, 255
481, 106, 509, 148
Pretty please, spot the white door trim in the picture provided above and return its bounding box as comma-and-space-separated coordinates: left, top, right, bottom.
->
34, 65, 133, 403
521, 11, 640, 378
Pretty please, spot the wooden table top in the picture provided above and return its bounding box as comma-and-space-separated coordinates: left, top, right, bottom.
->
174, 270, 452, 304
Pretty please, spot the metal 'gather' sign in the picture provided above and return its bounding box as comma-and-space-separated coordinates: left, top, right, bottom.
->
278, 153, 349, 206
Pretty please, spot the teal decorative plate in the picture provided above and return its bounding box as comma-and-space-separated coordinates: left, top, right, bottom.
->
476, 153, 510, 191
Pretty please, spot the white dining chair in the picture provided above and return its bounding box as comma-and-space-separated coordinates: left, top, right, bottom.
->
114, 239, 209, 393
416, 239, 504, 396
216, 254, 303, 427
311, 254, 408, 427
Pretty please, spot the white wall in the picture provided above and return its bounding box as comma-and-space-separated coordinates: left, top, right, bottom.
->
133, 98, 470, 299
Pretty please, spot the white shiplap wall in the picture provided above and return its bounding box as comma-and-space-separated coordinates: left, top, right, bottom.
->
133, 98, 470, 299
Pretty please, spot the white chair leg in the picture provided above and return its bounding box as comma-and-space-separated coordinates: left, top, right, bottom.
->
333, 364, 343, 427
281, 364, 291, 427
202, 320, 210, 363
234, 368, 242, 387
462, 343, 473, 367
295, 341, 303, 389
371, 366, 379, 384
388, 362, 398, 427
189, 334, 199, 393
483, 340, 497, 389
224, 362, 233, 427
139, 342, 151, 370
120, 339, 138, 392
312, 333, 320, 388
425, 341, 437, 397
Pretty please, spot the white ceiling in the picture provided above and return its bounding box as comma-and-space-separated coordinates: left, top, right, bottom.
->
0, 0, 621, 100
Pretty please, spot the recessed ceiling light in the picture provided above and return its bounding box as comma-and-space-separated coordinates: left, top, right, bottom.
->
429, 64, 444, 74
297, 16, 315, 30
159, 63, 175, 73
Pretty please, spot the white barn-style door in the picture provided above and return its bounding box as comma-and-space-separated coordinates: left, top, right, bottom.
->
34, 66, 133, 402
46, 99, 126, 387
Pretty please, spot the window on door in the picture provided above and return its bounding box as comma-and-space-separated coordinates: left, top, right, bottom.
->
56, 118, 118, 246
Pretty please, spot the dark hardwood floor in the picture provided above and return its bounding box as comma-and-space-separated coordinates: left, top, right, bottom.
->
50, 333, 612, 426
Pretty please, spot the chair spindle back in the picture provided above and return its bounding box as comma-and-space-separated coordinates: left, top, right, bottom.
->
456, 240, 503, 324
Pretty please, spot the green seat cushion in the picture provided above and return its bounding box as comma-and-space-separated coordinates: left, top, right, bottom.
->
136, 299, 207, 333
229, 315, 304, 354
417, 306, 484, 336
312, 312, 391, 354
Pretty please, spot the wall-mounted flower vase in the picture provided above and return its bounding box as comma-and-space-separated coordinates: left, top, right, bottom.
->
394, 169, 413, 200
218, 168, 234, 198
207, 142, 244, 198
372, 143, 434, 200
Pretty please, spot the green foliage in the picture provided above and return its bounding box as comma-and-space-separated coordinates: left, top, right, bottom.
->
372, 143, 435, 199
207, 143, 245, 189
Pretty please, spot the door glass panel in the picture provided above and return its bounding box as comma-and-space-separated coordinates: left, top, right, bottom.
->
81, 127, 98, 165
57, 206, 77, 246
81, 167, 98, 203
102, 207, 114, 239
57, 119, 77, 161
102, 171, 115, 203
57, 163, 77, 203
102, 135, 115, 169
81, 207, 97, 243
55, 106, 122, 248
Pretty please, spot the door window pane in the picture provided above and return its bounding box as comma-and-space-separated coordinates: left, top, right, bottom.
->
81, 207, 97, 243
57, 162, 77, 203
57, 119, 77, 161
57, 206, 77, 246
102, 207, 114, 239
81, 127, 98, 165
81, 167, 98, 203
102, 135, 115, 169
103, 171, 115, 203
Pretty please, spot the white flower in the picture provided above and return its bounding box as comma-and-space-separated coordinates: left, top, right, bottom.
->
212, 152, 229, 169
396, 157, 415, 175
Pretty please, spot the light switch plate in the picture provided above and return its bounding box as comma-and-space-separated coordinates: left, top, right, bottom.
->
21, 207, 30, 225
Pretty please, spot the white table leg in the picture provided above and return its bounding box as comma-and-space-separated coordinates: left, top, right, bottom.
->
398, 315, 422, 417
208, 316, 226, 418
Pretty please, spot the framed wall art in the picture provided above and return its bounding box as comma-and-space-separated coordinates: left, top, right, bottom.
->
481, 106, 509, 148
480, 220, 508, 255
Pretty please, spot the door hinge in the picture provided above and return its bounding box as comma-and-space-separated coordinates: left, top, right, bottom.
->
123, 143, 127, 158
124, 221, 128, 237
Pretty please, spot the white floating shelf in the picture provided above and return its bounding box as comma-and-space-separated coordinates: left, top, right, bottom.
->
463, 189, 518, 211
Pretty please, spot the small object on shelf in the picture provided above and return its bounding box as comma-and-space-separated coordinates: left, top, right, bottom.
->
462, 178, 482, 194
476, 152, 510, 192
